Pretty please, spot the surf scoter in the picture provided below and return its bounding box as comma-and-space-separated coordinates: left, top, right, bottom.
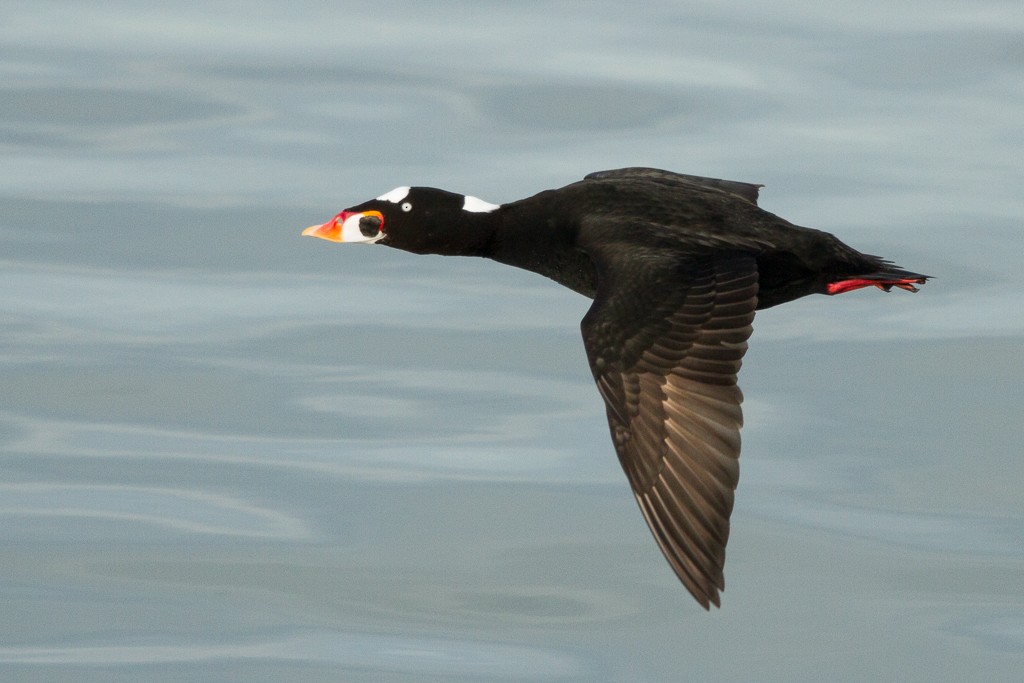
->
302, 167, 929, 609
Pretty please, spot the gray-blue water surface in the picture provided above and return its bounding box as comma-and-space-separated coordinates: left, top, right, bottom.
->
2, 1, 1023, 681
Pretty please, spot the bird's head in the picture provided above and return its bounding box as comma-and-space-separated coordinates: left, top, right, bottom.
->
302, 186, 501, 255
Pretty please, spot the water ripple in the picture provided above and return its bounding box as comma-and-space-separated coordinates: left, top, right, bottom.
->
0, 630, 586, 677
0, 482, 309, 540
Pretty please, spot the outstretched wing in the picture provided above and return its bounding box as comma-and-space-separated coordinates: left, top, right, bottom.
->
584, 167, 763, 206
581, 251, 758, 608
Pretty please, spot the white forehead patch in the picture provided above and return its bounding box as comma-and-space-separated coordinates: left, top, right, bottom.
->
462, 195, 501, 213
376, 186, 411, 203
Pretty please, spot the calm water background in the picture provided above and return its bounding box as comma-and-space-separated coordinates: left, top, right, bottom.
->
2, 1, 1023, 681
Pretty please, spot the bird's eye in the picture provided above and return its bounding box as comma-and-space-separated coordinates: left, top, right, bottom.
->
401, 202, 412, 212
359, 214, 382, 237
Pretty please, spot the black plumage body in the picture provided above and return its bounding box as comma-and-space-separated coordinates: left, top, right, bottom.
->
492, 170, 910, 309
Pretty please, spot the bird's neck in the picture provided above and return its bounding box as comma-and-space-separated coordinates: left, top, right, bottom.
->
443, 209, 505, 258
487, 202, 598, 298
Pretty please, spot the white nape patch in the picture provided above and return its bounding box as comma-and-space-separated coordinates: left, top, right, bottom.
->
376, 186, 411, 203
462, 195, 500, 213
